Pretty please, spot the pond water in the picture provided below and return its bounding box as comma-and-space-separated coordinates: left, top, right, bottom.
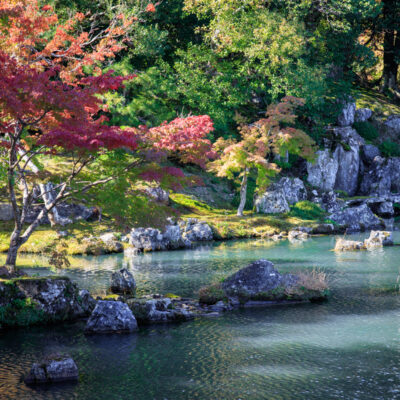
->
1, 232, 400, 399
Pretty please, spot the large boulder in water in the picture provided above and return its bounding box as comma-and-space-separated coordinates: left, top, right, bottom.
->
24, 354, 78, 385
110, 268, 136, 295
85, 300, 138, 334
307, 150, 339, 192
221, 259, 298, 299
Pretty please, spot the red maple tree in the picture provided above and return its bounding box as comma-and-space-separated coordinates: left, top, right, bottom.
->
0, 1, 215, 271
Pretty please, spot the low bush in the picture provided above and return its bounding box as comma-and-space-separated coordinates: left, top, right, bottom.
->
198, 283, 226, 305
379, 141, 400, 157
353, 121, 379, 142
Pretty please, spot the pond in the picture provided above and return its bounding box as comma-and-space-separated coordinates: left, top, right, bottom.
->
1, 232, 400, 399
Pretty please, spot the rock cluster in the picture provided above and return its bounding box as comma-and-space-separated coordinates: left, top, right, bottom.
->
334, 230, 393, 251
129, 218, 213, 252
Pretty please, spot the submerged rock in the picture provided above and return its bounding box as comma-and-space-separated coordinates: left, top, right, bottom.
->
127, 296, 195, 324
85, 301, 138, 334
288, 230, 309, 241
24, 354, 78, 385
334, 238, 365, 251
110, 269, 136, 295
364, 231, 393, 248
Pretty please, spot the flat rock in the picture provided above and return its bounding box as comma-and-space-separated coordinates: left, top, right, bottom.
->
334, 238, 365, 251
364, 231, 393, 248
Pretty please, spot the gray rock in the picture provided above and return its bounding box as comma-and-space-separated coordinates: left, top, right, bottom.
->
85, 301, 138, 334
129, 228, 167, 251
111, 269, 136, 295
359, 157, 392, 196
389, 158, 400, 193
128, 297, 195, 323
355, 108, 373, 123
25, 355, 78, 384
384, 115, 400, 136
329, 203, 382, 232
145, 186, 169, 204
361, 144, 380, 165
334, 238, 365, 251
307, 150, 339, 192
337, 100, 356, 127
279, 177, 307, 205
333, 127, 365, 196
364, 230, 393, 248
288, 230, 309, 241
221, 259, 298, 299
78, 289, 97, 312
320, 191, 343, 213
311, 224, 335, 234
255, 189, 290, 214
183, 220, 214, 242
0, 203, 13, 221
99, 233, 123, 253
0, 277, 94, 322
368, 199, 394, 218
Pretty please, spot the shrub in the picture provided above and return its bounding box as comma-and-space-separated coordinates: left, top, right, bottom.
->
353, 121, 379, 142
198, 283, 226, 305
288, 201, 326, 220
379, 141, 400, 157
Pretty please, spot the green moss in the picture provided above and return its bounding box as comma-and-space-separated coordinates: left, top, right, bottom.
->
354, 88, 400, 116
0, 298, 46, 327
288, 201, 326, 221
165, 293, 181, 299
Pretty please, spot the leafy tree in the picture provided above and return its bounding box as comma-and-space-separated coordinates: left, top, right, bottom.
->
209, 97, 316, 216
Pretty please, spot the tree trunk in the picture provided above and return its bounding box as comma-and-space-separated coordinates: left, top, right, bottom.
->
382, 1, 399, 90
237, 168, 249, 217
5, 230, 22, 273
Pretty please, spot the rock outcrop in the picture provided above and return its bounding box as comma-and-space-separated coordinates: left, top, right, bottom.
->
110, 268, 136, 295
329, 203, 382, 232
85, 300, 138, 334
355, 108, 373, 123
337, 99, 356, 127
24, 354, 78, 385
307, 150, 339, 192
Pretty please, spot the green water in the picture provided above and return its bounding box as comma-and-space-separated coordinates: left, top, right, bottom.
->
1, 233, 400, 399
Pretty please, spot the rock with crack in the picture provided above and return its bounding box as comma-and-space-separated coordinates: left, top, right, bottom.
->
85, 300, 138, 333
337, 99, 356, 127
254, 188, 290, 214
